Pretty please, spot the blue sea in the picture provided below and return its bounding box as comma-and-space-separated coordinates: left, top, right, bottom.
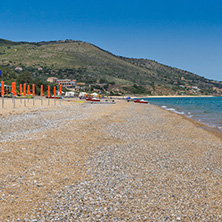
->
142, 97, 222, 132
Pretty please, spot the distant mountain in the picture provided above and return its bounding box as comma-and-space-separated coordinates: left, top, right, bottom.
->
0, 38, 221, 95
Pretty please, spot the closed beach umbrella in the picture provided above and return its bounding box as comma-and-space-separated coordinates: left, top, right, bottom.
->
1, 81, 4, 96
48, 86, 50, 97
60, 84, 62, 95
27, 85, 31, 95
41, 85, 43, 96
23, 83, 26, 96
13, 82, 16, 96
12, 82, 16, 96
20, 84, 22, 95
32, 84, 35, 96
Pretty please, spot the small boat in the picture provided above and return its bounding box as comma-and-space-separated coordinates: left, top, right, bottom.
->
134, 99, 148, 104
46, 96, 63, 99
86, 97, 100, 102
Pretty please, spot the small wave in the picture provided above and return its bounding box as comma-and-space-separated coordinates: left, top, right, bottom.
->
166, 108, 176, 111
149, 97, 222, 132
174, 111, 185, 115
163, 107, 185, 115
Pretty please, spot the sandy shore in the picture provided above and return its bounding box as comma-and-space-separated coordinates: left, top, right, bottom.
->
0, 99, 221, 221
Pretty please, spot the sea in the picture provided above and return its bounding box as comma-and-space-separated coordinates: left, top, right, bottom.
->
141, 97, 222, 132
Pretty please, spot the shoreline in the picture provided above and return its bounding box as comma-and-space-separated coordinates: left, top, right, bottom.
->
137, 96, 222, 135
150, 103, 222, 135
142, 95, 216, 98
153, 104, 222, 141
115, 96, 222, 135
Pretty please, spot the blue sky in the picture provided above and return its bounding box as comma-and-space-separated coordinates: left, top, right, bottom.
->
0, 0, 222, 81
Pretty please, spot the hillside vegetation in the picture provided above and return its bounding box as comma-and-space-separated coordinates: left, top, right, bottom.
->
0, 38, 221, 95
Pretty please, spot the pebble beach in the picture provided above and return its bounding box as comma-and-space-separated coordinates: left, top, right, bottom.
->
0, 98, 221, 221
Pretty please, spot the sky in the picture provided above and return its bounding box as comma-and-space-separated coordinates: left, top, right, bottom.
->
0, 0, 222, 81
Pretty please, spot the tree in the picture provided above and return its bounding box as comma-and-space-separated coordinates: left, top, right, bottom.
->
16, 71, 33, 84
99, 78, 108, 84
0, 67, 17, 82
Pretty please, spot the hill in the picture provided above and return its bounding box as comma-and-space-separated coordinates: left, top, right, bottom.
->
0, 38, 221, 96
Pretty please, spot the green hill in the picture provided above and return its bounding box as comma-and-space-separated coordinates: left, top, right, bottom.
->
0, 38, 221, 95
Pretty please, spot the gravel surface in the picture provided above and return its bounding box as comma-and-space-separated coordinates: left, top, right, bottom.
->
0, 101, 221, 221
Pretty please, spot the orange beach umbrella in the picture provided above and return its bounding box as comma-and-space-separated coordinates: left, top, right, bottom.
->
12, 82, 16, 96
41, 85, 43, 96
20, 84, 22, 95
54, 86, 56, 97
1, 81, 4, 96
23, 83, 26, 96
27, 85, 31, 95
48, 86, 50, 97
32, 84, 35, 96
60, 84, 62, 95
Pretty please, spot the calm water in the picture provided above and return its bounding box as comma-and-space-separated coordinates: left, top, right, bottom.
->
141, 97, 222, 131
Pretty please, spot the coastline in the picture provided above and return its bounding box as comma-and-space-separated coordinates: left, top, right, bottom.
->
118, 95, 216, 99
116, 95, 222, 135
155, 104, 222, 141
144, 95, 216, 98
0, 100, 221, 220
136, 96, 222, 134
